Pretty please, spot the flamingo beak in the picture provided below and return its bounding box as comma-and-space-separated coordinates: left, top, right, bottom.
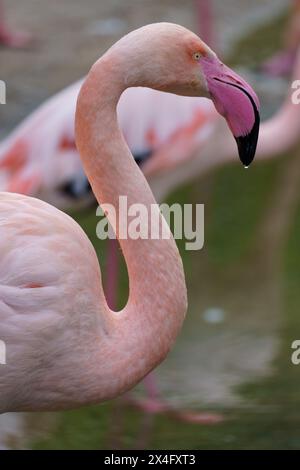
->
200, 55, 260, 167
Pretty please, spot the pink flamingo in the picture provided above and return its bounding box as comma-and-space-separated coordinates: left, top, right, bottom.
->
0, 66, 226, 425
0, 78, 257, 423
0, 1, 32, 48
0, 23, 259, 413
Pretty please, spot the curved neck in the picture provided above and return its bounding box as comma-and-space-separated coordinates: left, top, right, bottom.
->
257, 52, 300, 160
257, 95, 300, 160
75, 54, 187, 399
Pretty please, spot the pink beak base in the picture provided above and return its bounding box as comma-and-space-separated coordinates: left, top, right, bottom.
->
200, 55, 260, 167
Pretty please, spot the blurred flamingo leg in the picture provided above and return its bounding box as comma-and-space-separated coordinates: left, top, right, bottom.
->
195, 0, 215, 47
0, 0, 33, 48
125, 372, 224, 424
261, 0, 300, 76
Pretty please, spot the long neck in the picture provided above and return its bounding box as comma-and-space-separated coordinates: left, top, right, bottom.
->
75, 54, 187, 399
257, 95, 300, 160
255, 52, 300, 160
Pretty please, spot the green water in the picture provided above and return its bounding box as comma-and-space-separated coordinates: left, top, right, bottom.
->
29, 12, 300, 450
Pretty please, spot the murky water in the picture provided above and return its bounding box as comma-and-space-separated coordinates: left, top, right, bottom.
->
1, 0, 299, 450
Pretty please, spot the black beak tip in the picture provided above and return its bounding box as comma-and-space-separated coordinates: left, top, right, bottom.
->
235, 107, 260, 168
235, 134, 257, 167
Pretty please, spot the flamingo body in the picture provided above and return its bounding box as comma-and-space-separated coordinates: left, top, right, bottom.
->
0, 83, 217, 207
0, 192, 105, 411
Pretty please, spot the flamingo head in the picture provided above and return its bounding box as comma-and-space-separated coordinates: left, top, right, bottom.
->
112, 23, 260, 166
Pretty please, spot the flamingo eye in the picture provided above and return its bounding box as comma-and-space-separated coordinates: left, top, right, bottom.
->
193, 52, 201, 61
